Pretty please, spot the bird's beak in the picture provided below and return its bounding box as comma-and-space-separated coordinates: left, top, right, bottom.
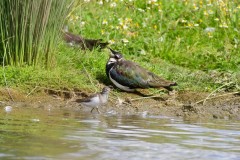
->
108, 47, 117, 57
108, 85, 114, 89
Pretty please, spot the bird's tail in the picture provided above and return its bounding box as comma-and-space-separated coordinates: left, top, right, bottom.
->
148, 74, 177, 91
98, 41, 109, 49
162, 82, 177, 91
85, 39, 109, 49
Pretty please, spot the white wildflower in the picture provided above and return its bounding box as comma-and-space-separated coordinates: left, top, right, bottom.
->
140, 49, 147, 55
118, 18, 124, 26
80, 21, 85, 27
142, 22, 147, 27
122, 24, 128, 30
207, 3, 213, 6
204, 27, 215, 33
122, 38, 129, 43
98, 0, 103, 5
159, 36, 165, 42
181, 19, 187, 23
148, 0, 157, 4
137, 8, 145, 12
110, 2, 117, 8
208, 10, 214, 15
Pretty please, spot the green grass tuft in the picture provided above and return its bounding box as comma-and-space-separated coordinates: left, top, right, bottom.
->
0, 0, 239, 94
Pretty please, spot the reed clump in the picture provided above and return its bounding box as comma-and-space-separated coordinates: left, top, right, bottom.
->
0, 0, 73, 67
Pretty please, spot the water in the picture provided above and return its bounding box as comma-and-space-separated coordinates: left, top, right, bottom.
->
0, 106, 240, 160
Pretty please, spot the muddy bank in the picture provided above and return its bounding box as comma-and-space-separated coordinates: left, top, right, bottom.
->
0, 88, 239, 120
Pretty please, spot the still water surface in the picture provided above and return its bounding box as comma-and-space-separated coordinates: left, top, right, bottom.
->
0, 106, 240, 160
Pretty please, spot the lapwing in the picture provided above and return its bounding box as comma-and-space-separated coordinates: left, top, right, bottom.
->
62, 27, 108, 50
106, 48, 177, 92
76, 86, 111, 113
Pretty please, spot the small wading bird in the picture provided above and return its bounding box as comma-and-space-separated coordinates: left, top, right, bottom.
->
76, 86, 111, 113
106, 48, 177, 92
63, 30, 108, 50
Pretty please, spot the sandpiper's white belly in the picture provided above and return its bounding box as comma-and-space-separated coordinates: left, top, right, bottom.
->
81, 96, 100, 107
100, 94, 108, 104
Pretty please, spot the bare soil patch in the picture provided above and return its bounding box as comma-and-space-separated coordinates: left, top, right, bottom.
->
0, 88, 239, 120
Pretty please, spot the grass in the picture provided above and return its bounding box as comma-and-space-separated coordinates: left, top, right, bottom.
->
0, 0, 72, 67
0, 0, 239, 96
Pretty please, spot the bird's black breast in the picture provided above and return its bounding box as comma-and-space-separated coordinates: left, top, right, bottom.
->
106, 62, 115, 78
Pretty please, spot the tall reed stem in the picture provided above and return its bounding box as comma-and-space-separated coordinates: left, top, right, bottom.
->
0, 0, 73, 67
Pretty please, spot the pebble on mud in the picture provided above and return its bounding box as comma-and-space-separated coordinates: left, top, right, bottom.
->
4, 106, 12, 113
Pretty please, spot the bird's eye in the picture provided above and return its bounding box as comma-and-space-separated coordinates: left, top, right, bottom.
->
115, 53, 122, 59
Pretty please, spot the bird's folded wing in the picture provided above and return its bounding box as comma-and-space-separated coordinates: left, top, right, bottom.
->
109, 60, 151, 88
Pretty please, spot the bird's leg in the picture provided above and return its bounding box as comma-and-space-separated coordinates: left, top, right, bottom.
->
96, 106, 101, 114
90, 107, 95, 113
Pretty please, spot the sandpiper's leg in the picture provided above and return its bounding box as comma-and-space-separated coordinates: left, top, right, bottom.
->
90, 108, 95, 113
96, 106, 101, 114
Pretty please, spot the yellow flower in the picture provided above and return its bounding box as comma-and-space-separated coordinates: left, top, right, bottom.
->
101, 29, 105, 35
153, 25, 157, 29
108, 39, 115, 44
193, 3, 199, 10
125, 18, 132, 23
219, 22, 228, 28
187, 23, 194, 28
102, 19, 108, 25
207, 32, 213, 38
69, 15, 74, 22
204, 10, 208, 16
135, 23, 139, 28
126, 31, 138, 37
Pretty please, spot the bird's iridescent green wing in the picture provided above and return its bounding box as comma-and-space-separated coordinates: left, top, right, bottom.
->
109, 60, 151, 88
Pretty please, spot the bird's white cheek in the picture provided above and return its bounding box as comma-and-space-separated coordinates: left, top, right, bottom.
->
107, 58, 117, 65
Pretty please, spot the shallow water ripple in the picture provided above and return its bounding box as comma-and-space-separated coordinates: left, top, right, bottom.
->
0, 107, 240, 160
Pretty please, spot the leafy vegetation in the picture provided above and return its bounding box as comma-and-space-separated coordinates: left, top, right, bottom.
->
0, 0, 239, 94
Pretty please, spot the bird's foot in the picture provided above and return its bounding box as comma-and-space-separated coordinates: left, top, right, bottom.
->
96, 107, 101, 114
91, 107, 101, 114
90, 108, 95, 113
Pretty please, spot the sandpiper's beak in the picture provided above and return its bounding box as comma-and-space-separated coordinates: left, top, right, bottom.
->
108, 85, 114, 89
